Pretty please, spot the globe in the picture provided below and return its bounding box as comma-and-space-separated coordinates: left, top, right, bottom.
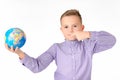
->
5, 28, 26, 49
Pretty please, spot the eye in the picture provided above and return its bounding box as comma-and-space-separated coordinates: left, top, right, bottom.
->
64, 26, 68, 28
73, 25, 77, 28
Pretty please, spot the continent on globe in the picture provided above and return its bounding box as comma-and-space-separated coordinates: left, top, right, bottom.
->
5, 28, 26, 49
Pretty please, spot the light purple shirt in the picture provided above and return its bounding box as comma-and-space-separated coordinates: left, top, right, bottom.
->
21, 31, 116, 80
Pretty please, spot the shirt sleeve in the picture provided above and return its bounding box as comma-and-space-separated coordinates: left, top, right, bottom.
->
86, 31, 116, 54
20, 43, 57, 73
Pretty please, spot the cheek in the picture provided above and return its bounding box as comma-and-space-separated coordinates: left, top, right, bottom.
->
76, 27, 84, 31
73, 28, 81, 32
61, 31, 67, 36
62, 30, 68, 34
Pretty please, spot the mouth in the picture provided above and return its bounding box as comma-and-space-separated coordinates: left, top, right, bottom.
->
67, 33, 73, 36
67, 34, 71, 36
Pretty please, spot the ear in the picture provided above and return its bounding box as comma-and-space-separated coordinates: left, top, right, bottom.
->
81, 25, 85, 30
60, 27, 63, 32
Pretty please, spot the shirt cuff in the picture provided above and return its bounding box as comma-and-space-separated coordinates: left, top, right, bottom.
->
19, 53, 30, 65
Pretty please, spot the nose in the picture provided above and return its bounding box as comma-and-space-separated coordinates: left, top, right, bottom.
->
68, 27, 73, 32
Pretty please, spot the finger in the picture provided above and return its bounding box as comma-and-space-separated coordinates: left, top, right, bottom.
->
4, 43, 11, 51
15, 47, 19, 52
4, 43, 8, 48
10, 46, 15, 52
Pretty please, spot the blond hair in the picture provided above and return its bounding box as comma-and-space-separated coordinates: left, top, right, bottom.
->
60, 9, 82, 23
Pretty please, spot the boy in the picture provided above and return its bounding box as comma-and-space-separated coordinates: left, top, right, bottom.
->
5, 9, 116, 80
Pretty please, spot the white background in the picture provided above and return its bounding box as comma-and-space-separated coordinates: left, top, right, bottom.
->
0, 0, 120, 80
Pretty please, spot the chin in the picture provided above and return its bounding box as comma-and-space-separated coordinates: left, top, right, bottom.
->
66, 38, 76, 41
65, 36, 77, 41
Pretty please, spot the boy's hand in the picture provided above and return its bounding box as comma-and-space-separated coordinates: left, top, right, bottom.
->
72, 31, 90, 41
4, 43, 25, 59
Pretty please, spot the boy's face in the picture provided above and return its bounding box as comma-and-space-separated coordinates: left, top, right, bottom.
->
60, 15, 84, 40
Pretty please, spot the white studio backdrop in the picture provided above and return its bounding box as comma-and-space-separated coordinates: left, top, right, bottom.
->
0, 0, 120, 80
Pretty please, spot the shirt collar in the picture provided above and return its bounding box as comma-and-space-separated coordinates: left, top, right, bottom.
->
65, 39, 81, 46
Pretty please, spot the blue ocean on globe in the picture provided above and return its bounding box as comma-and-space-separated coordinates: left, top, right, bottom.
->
5, 28, 26, 49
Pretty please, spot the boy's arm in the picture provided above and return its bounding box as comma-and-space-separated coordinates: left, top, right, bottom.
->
5, 43, 56, 73
89, 31, 116, 53
74, 31, 116, 53
22, 44, 56, 73
21, 51, 55, 73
